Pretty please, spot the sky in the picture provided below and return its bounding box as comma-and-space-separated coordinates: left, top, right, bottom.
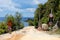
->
0, 0, 47, 17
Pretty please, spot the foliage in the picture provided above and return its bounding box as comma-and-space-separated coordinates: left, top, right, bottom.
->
28, 0, 60, 28
28, 20, 34, 26
0, 12, 24, 35
55, 29, 60, 34
0, 29, 5, 35
0, 22, 8, 34
41, 17, 49, 24
27, 18, 34, 26
14, 12, 22, 30
5, 12, 24, 31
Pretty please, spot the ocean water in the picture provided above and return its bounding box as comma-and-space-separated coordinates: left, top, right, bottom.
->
0, 17, 5, 22
0, 17, 33, 27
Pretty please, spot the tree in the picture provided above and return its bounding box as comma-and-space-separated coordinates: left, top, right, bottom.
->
14, 12, 23, 30
28, 0, 60, 28
34, 4, 46, 27
5, 12, 24, 31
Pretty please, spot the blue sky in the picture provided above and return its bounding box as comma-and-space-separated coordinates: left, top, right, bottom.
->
0, 0, 47, 17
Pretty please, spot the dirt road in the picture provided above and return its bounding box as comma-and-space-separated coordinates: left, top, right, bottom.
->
0, 26, 60, 40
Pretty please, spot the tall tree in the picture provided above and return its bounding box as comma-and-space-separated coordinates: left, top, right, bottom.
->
28, 0, 60, 27
14, 12, 22, 30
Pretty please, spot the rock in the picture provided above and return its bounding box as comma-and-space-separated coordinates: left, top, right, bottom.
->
52, 21, 59, 32
52, 24, 58, 32
42, 24, 48, 31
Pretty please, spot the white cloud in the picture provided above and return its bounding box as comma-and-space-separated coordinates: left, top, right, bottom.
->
32, 0, 40, 5
20, 8, 36, 13
0, 0, 47, 17
26, 8, 36, 12
32, 0, 47, 5
0, 0, 21, 12
0, 0, 47, 13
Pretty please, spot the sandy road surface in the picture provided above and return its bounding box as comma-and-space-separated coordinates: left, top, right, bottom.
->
0, 26, 60, 40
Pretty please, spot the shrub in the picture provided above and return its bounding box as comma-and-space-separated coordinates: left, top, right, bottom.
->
41, 17, 49, 24
0, 22, 8, 34
0, 29, 5, 35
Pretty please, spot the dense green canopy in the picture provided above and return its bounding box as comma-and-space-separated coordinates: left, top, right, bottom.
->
28, 0, 60, 27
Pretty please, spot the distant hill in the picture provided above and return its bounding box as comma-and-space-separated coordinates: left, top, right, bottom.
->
0, 17, 34, 22
21, 17, 34, 21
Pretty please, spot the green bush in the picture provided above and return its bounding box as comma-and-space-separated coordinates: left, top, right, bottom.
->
5, 12, 24, 31
0, 29, 5, 35
0, 22, 8, 34
41, 17, 49, 24
28, 20, 34, 26
51, 29, 60, 34
0, 12, 24, 35
20, 23, 24, 29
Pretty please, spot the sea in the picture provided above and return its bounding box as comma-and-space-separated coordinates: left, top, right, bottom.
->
0, 17, 34, 27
